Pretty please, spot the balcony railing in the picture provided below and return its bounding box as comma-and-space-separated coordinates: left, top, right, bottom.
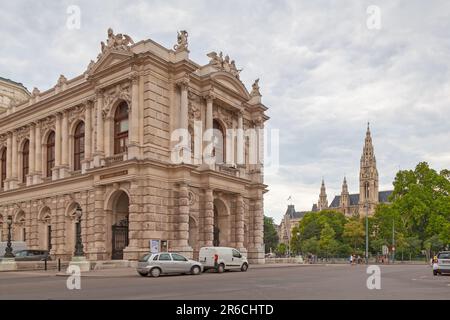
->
104, 153, 127, 166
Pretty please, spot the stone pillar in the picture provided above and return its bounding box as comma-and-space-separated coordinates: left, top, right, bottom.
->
91, 186, 106, 260
5, 133, 12, 191
27, 124, 35, 186
203, 189, 214, 247
59, 111, 69, 178
237, 112, 244, 165
204, 93, 214, 168
172, 183, 192, 257
82, 102, 92, 173
10, 131, 18, 189
178, 78, 190, 163
124, 181, 144, 260
53, 113, 62, 180
128, 74, 140, 160
55, 197, 66, 258
93, 90, 104, 167
33, 122, 42, 184
235, 194, 246, 254
248, 191, 265, 264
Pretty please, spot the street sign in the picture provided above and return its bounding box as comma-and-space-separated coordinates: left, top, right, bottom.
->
382, 245, 388, 255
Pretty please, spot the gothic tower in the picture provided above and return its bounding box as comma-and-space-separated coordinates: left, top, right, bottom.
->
318, 179, 328, 211
359, 123, 379, 215
340, 177, 350, 215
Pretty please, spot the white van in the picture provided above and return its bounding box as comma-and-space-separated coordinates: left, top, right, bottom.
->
199, 247, 248, 273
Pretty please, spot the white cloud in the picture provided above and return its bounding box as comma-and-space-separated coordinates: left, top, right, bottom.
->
1, 0, 449, 224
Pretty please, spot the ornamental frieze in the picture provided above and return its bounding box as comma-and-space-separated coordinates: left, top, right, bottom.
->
40, 116, 56, 134
102, 83, 131, 119
16, 126, 29, 143
68, 104, 86, 124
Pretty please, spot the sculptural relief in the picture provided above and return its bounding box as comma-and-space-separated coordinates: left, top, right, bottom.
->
207, 51, 242, 79
100, 28, 134, 54
173, 30, 189, 52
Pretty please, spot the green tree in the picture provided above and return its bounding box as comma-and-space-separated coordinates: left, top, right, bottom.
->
290, 225, 302, 255
319, 223, 338, 258
302, 237, 319, 255
343, 218, 365, 252
276, 243, 287, 256
264, 216, 279, 253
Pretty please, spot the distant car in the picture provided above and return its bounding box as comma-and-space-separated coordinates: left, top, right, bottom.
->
136, 252, 203, 277
13, 250, 51, 261
199, 247, 249, 273
0, 241, 27, 257
433, 251, 450, 276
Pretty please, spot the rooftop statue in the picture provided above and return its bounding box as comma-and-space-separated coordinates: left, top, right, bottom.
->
206, 51, 242, 79
173, 30, 189, 52
101, 28, 135, 53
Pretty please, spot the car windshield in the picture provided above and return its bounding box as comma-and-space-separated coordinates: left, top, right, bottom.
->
139, 254, 152, 262
438, 252, 450, 259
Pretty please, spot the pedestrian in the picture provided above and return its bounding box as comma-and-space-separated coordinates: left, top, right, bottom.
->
349, 254, 353, 265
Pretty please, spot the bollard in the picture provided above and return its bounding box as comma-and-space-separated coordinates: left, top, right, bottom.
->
58, 258, 61, 272
44, 258, 47, 271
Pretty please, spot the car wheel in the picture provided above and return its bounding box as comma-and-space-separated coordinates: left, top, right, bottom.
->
191, 265, 201, 275
138, 271, 148, 277
217, 264, 225, 273
241, 263, 248, 272
150, 267, 161, 278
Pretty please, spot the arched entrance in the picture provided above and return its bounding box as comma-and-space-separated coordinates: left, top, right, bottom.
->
107, 190, 129, 260
213, 199, 230, 247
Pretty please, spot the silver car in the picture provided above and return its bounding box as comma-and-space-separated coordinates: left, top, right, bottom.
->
433, 251, 450, 275
136, 252, 203, 277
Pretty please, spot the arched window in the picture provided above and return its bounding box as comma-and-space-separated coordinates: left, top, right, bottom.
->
365, 182, 370, 199
73, 122, 85, 171
46, 131, 55, 177
114, 102, 129, 155
22, 140, 29, 183
1, 148, 6, 188
213, 120, 225, 164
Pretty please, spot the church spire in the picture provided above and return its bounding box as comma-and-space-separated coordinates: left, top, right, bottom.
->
318, 179, 328, 211
342, 176, 349, 194
340, 176, 350, 215
359, 123, 379, 213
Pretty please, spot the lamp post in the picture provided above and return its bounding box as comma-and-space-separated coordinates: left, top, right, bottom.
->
74, 204, 85, 257
4, 215, 14, 258
365, 201, 369, 265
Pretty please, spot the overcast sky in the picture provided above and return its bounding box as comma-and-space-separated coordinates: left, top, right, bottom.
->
1, 1, 450, 224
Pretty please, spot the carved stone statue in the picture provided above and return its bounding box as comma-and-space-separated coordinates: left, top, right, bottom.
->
101, 28, 134, 53
173, 30, 189, 52
206, 51, 242, 79
250, 79, 261, 97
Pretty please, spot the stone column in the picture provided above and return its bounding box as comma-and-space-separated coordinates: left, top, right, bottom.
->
124, 181, 143, 260
60, 111, 69, 178
92, 186, 106, 260
237, 112, 244, 165
10, 131, 18, 189
93, 90, 104, 167
128, 74, 140, 160
27, 124, 35, 186
178, 78, 190, 163
203, 189, 214, 247
235, 194, 246, 254
34, 122, 42, 184
5, 133, 12, 191
82, 102, 92, 173
173, 183, 192, 257
204, 93, 214, 168
248, 191, 264, 264
53, 113, 62, 180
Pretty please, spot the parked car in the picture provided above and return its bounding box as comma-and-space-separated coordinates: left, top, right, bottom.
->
433, 251, 450, 276
199, 247, 248, 273
136, 252, 203, 277
0, 241, 27, 257
12, 250, 51, 261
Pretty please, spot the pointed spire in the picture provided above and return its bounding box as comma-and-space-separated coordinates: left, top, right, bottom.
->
342, 176, 349, 194
318, 179, 328, 210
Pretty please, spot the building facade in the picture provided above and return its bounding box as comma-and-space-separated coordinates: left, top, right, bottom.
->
0, 77, 30, 114
278, 205, 307, 245
0, 29, 268, 263
313, 124, 392, 216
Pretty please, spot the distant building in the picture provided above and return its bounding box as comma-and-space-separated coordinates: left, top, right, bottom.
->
312, 124, 393, 216
278, 204, 308, 245
0, 77, 30, 114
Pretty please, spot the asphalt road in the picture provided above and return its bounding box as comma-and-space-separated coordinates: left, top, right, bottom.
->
0, 264, 449, 300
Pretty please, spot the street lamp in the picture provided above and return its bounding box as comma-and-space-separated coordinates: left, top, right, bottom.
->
365, 201, 369, 265
74, 204, 85, 257
4, 215, 14, 258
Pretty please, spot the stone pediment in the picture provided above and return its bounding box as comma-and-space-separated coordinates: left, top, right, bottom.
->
210, 72, 250, 100
85, 50, 134, 77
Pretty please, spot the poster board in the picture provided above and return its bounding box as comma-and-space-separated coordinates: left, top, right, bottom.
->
150, 239, 160, 253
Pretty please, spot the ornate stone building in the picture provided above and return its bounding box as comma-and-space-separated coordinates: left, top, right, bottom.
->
0, 77, 30, 114
313, 124, 392, 216
278, 204, 307, 246
0, 29, 268, 263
